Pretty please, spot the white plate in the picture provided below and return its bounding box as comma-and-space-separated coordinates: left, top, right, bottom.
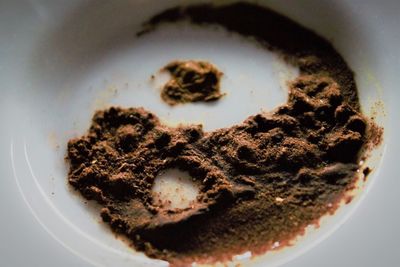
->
1, 0, 399, 266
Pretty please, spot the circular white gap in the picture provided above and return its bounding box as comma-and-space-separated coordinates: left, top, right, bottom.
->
152, 169, 200, 210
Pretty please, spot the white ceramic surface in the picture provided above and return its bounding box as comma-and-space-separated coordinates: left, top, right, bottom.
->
0, 1, 399, 267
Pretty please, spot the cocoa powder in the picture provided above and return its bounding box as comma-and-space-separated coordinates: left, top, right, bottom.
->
67, 2, 382, 266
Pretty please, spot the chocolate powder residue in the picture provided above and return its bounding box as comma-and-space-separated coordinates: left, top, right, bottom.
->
67, 2, 382, 266
161, 60, 224, 105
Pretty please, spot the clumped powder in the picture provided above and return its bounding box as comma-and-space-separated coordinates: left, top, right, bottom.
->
161, 60, 224, 105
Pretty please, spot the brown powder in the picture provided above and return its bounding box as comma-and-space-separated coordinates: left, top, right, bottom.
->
67, 2, 382, 266
161, 60, 224, 105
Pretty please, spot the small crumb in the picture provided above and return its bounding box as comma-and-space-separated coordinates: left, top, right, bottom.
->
275, 197, 284, 203
271, 241, 280, 249
363, 167, 371, 177
233, 251, 252, 261
345, 196, 353, 204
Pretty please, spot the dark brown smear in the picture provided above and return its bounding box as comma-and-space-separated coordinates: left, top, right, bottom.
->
67, 3, 382, 266
161, 60, 224, 105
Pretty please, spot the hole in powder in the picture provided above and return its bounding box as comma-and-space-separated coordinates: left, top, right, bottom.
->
152, 169, 200, 210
